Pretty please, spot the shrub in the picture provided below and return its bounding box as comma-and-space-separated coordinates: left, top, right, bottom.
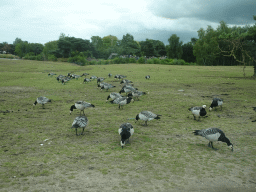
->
171, 59, 186, 65
153, 58, 161, 64
137, 57, 146, 64
129, 58, 137, 63
146, 59, 154, 64
48, 54, 57, 62
68, 55, 87, 65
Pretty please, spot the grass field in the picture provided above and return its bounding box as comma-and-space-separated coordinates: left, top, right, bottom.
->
0, 59, 256, 192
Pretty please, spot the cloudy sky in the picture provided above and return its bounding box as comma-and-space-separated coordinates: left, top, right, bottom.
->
1, 0, 255, 45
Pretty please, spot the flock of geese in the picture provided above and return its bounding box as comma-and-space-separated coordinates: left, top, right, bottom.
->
33, 72, 233, 151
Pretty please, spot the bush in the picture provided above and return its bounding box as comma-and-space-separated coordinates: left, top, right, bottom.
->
153, 58, 161, 64
48, 54, 57, 62
146, 59, 154, 64
129, 58, 137, 63
137, 57, 146, 64
68, 55, 87, 65
171, 59, 186, 65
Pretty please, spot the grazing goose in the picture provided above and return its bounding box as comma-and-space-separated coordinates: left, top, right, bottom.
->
62, 77, 71, 85
81, 73, 89, 77
118, 123, 134, 148
48, 73, 56, 76
83, 78, 91, 83
110, 97, 134, 109
70, 101, 95, 115
188, 105, 207, 121
56, 75, 65, 82
120, 79, 133, 84
135, 111, 161, 126
106, 92, 122, 102
108, 73, 112, 78
145, 75, 150, 79
119, 85, 138, 95
90, 75, 97, 80
97, 82, 107, 89
71, 116, 88, 136
127, 90, 146, 101
33, 97, 51, 108
209, 98, 223, 111
193, 128, 233, 151
100, 83, 116, 91
97, 77, 105, 84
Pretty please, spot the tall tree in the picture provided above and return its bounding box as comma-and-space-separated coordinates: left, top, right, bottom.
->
167, 34, 183, 59
120, 33, 140, 55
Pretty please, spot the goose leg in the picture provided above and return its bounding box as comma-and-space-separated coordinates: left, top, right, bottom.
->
210, 142, 218, 150
193, 115, 196, 120
81, 128, 85, 135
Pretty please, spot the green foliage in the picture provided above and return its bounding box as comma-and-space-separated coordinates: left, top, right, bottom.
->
48, 54, 57, 62
171, 59, 186, 65
167, 34, 183, 59
0, 54, 19, 59
129, 58, 137, 63
137, 56, 146, 64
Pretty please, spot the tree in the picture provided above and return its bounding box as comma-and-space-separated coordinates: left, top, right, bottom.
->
120, 33, 140, 55
181, 41, 196, 63
43, 41, 59, 58
167, 34, 183, 59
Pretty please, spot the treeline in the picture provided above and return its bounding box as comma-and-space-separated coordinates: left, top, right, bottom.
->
1, 17, 256, 68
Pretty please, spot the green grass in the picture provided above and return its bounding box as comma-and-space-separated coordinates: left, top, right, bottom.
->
0, 59, 256, 191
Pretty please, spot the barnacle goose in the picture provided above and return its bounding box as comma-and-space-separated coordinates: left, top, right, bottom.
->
193, 128, 233, 151
81, 73, 89, 77
145, 75, 150, 79
71, 116, 88, 136
209, 98, 223, 111
83, 78, 91, 83
70, 101, 95, 115
108, 73, 112, 78
48, 73, 56, 76
90, 75, 97, 80
97, 82, 107, 89
119, 85, 138, 95
100, 83, 116, 91
110, 97, 134, 109
106, 92, 122, 102
188, 105, 207, 121
127, 90, 146, 101
118, 123, 134, 148
120, 79, 133, 84
97, 77, 105, 84
33, 97, 51, 108
135, 111, 161, 126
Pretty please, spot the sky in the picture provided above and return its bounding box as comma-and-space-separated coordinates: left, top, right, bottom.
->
1, 0, 256, 45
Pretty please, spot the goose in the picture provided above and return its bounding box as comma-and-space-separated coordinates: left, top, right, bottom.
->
118, 75, 127, 79
70, 101, 95, 115
97, 82, 107, 89
193, 128, 233, 151
81, 73, 89, 77
118, 123, 134, 148
127, 90, 146, 101
110, 97, 134, 109
145, 75, 150, 79
56, 75, 65, 82
209, 98, 223, 111
135, 111, 161, 126
108, 73, 112, 78
33, 97, 51, 108
120, 79, 133, 84
62, 77, 71, 85
100, 83, 116, 91
48, 73, 56, 76
71, 116, 88, 136
119, 85, 138, 95
106, 92, 122, 102
90, 75, 97, 80
97, 77, 105, 84
83, 78, 91, 83
188, 105, 207, 121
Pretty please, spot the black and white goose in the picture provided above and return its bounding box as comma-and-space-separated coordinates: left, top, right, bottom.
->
97, 77, 105, 85
119, 85, 138, 95
118, 123, 134, 148
33, 97, 51, 108
108, 73, 112, 78
70, 101, 95, 115
193, 128, 233, 151
100, 83, 116, 91
127, 90, 146, 101
145, 75, 150, 79
71, 116, 88, 136
48, 73, 56, 76
135, 111, 161, 126
83, 78, 91, 83
110, 97, 134, 109
209, 98, 223, 111
90, 75, 97, 80
120, 79, 133, 85
81, 73, 89, 77
188, 105, 207, 121
106, 92, 122, 102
